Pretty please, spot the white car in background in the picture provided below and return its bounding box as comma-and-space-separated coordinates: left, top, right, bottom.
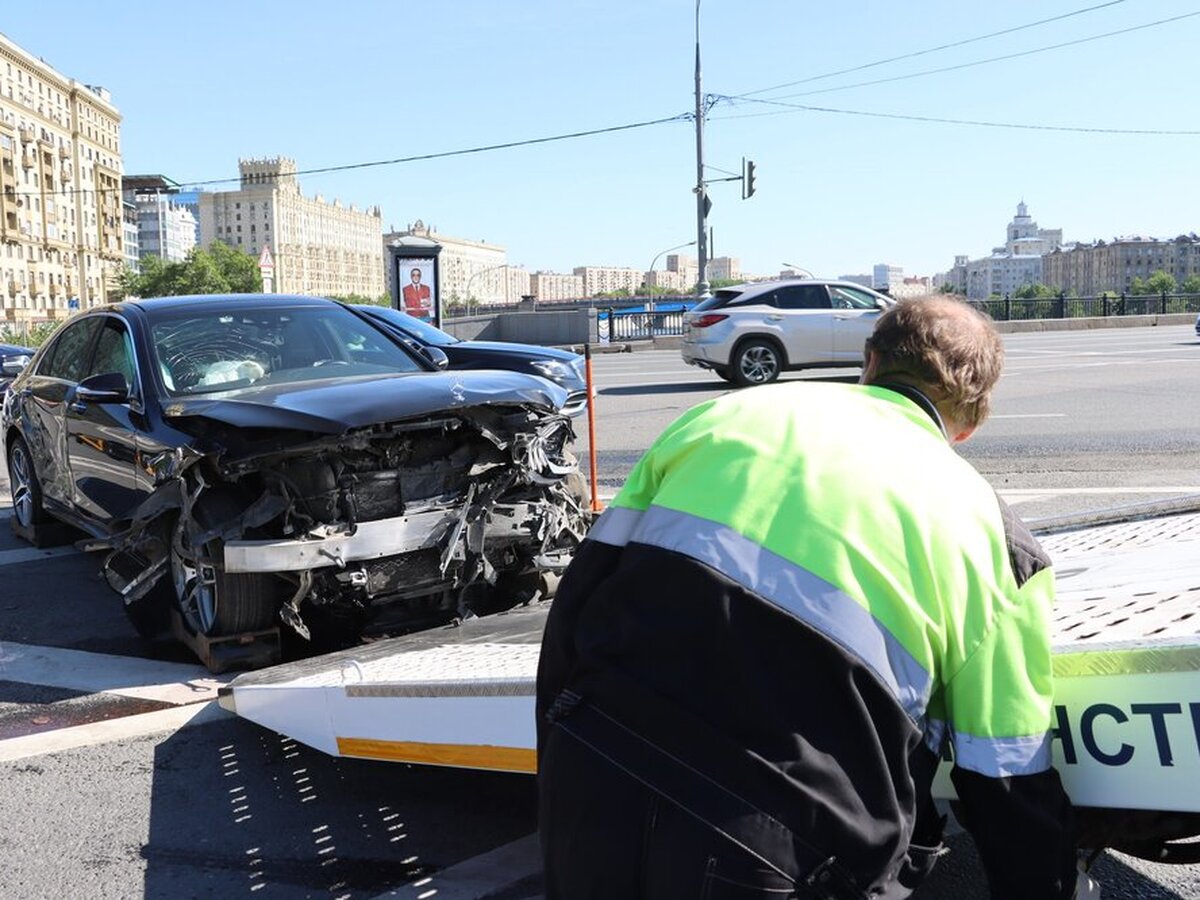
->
681, 279, 893, 386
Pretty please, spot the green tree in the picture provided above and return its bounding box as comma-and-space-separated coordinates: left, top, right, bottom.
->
1127, 276, 1148, 296
122, 242, 263, 298
1181, 275, 1200, 294
1144, 269, 1177, 295
1014, 283, 1056, 299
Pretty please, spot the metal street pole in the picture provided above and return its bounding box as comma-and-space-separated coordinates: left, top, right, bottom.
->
646, 239, 697, 313
694, 0, 710, 299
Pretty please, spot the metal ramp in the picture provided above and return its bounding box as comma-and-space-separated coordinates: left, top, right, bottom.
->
221, 504, 1200, 812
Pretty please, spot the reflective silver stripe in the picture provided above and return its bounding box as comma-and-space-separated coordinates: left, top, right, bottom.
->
951, 729, 1053, 777
632, 505, 932, 722
587, 505, 644, 547
924, 718, 948, 755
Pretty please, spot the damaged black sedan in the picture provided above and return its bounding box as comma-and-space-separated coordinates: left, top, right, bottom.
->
2, 295, 588, 660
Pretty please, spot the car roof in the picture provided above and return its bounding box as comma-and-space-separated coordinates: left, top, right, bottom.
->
723, 279, 884, 295
120, 293, 339, 314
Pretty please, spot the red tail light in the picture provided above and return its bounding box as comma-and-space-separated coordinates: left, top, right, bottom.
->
692, 314, 729, 328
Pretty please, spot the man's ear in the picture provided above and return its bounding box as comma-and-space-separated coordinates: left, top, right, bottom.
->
949, 424, 976, 445
859, 349, 879, 384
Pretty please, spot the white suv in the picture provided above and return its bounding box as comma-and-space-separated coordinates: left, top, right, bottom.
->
681, 279, 893, 386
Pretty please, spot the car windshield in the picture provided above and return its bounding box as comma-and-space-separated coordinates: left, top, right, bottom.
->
363, 306, 459, 346
149, 304, 426, 396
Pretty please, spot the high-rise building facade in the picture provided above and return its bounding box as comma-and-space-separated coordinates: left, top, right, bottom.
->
1042, 234, 1200, 296
1, 33, 124, 321
951, 203, 1064, 299
873, 264, 903, 291
529, 271, 584, 302
199, 157, 383, 298
573, 265, 643, 297
123, 175, 197, 263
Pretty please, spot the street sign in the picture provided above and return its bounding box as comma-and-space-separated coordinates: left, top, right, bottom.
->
67, 298, 80, 311
257, 244, 274, 271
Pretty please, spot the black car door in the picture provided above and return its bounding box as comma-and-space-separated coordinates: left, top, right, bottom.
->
64, 315, 147, 524
22, 316, 103, 512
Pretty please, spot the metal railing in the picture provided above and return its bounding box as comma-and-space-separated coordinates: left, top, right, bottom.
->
970, 292, 1200, 321
598, 305, 692, 342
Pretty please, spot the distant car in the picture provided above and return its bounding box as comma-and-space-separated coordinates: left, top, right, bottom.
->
355, 305, 589, 415
1195, 311, 1199, 337
2, 294, 587, 660
681, 279, 893, 386
0, 342, 34, 391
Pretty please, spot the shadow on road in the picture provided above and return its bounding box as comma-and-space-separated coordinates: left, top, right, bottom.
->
600, 373, 860, 397
143, 716, 538, 898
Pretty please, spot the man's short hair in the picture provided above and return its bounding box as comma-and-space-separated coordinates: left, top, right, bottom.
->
411, 268, 422, 278
864, 297, 1004, 428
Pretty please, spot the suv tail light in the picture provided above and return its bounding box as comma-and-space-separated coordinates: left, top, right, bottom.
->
692, 314, 729, 328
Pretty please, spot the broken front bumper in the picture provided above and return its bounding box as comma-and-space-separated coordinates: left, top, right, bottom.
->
222, 500, 568, 575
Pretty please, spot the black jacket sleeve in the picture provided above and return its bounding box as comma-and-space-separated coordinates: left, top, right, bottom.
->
535, 538, 622, 756
952, 765, 1078, 900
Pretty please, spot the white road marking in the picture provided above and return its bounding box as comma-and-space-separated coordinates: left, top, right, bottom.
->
0, 700, 224, 763
0, 545, 77, 567
989, 413, 1066, 419
999, 487, 1200, 497
385, 833, 540, 900
0, 642, 228, 704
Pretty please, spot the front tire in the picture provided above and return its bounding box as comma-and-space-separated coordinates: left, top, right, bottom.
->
732, 339, 783, 387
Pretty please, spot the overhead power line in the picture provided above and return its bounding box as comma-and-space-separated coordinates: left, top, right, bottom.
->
736, 0, 1128, 98
744, 10, 1200, 101
7, 112, 692, 201
709, 95, 1200, 136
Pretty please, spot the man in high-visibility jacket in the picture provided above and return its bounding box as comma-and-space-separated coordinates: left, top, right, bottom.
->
537, 297, 1092, 899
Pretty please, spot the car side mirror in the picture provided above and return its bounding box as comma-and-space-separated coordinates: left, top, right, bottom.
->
76, 371, 130, 403
875, 298, 889, 310
422, 346, 450, 370
2, 355, 31, 376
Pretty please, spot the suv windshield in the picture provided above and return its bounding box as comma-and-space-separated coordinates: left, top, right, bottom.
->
149, 305, 425, 396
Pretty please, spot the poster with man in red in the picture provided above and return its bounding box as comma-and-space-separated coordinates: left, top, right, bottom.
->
402, 264, 433, 320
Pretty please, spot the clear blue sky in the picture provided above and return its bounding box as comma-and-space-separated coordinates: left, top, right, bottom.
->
5, 1, 1198, 279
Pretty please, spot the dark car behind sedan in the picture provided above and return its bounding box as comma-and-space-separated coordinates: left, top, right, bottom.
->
354, 305, 589, 415
0, 341, 34, 391
2, 294, 588, 667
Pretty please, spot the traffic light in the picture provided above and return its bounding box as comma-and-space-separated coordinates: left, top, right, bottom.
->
743, 158, 757, 199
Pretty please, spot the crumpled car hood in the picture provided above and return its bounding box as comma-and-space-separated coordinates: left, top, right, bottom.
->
161, 369, 569, 434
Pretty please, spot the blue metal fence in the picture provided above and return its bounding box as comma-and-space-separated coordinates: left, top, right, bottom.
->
598, 302, 695, 342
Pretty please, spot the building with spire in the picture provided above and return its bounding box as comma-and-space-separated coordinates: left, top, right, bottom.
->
946, 202, 1064, 299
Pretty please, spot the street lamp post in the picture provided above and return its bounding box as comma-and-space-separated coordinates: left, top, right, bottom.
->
464, 263, 508, 315
782, 262, 814, 279
645, 240, 697, 312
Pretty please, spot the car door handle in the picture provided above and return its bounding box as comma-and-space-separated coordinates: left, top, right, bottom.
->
765, 315, 783, 322
833, 314, 858, 320
68, 400, 87, 414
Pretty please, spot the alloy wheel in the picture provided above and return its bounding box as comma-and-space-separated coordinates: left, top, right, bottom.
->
739, 345, 779, 384
9, 443, 35, 528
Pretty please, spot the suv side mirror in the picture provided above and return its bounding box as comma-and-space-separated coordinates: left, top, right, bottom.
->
875, 298, 890, 310
76, 371, 130, 403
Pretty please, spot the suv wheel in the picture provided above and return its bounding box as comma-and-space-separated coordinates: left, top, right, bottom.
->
732, 339, 782, 387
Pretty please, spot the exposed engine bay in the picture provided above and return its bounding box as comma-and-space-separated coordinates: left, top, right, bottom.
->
101, 403, 589, 656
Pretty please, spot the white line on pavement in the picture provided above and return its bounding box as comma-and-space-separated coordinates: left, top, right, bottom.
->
999, 487, 1200, 496
0, 545, 77, 567
989, 413, 1066, 419
385, 833, 541, 900
0, 641, 228, 704
0, 700, 224, 763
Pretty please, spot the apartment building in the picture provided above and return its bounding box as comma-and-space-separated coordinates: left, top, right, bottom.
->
199, 157, 383, 298
1042, 234, 1200, 296
573, 265, 643, 297
951, 203, 1065, 299
529, 271, 584, 302
0, 32, 124, 321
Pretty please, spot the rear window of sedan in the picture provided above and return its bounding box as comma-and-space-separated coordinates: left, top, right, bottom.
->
692, 289, 744, 311
148, 305, 426, 396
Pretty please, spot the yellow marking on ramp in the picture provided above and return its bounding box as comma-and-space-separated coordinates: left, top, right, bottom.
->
336, 737, 537, 773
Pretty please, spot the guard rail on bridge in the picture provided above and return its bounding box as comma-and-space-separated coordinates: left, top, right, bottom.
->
971, 292, 1200, 321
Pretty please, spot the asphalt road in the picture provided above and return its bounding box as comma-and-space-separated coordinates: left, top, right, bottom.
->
0, 323, 1197, 898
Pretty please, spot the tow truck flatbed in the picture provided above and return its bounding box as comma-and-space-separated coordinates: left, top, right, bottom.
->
219, 504, 1200, 819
